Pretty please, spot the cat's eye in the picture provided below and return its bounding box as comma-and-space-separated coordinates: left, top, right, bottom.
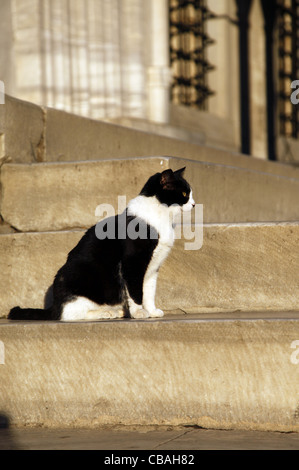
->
182, 191, 187, 197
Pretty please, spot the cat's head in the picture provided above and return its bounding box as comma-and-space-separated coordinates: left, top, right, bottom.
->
140, 167, 195, 212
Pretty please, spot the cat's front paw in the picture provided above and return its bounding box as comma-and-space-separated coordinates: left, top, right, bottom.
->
130, 308, 150, 319
148, 308, 164, 318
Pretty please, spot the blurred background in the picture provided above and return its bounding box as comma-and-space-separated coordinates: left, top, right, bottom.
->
0, 0, 298, 162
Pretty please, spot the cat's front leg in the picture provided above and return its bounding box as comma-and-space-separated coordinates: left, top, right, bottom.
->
123, 264, 164, 319
142, 272, 164, 318
125, 287, 162, 319
125, 290, 150, 319
147, 308, 164, 318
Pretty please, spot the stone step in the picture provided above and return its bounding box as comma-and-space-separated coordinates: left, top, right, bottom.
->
2, 156, 299, 233
0, 314, 299, 431
1, 222, 299, 317
1, 157, 167, 232
2, 95, 299, 180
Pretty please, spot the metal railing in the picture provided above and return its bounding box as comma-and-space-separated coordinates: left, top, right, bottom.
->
277, 0, 299, 139
169, 0, 215, 110
170, 0, 299, 160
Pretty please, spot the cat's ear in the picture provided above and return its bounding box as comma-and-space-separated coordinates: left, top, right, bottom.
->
160, 169, 175, 190
174, 167, 186, 176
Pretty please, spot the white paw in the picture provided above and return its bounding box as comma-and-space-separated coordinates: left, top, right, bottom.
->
104, 308, 124, 319
130, 308, 150, 319
148, 308, 164, 318
86, 307, 124, 320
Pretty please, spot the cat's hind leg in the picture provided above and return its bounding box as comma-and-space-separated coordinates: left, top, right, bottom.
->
86, 305, 124, 320
61, 297, 124, 321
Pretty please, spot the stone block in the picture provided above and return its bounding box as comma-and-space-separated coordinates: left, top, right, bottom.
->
158, 222, 299, 313
0, 316, 298, 431
0, 95, 45, 163
1, 157, 168, 232
0, 231, 82, 315
2, 157, 299, 232
2, 223, 299, 316
2, 95, 299, 183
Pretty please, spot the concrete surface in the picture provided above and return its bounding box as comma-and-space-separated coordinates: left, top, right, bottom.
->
2, 223, 299, 315
0, 424, 298, 450
0, 314, 299, 431
3, 156, 299, 232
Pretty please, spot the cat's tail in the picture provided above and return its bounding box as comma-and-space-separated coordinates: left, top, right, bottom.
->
8, 306, 53, 321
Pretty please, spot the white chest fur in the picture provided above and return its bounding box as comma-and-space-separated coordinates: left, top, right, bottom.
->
127, 195, 175, 247
127, 195, 175, 316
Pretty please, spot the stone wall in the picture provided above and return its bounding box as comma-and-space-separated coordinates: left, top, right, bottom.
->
1, 0, 296, 160
1, 0, 171, 124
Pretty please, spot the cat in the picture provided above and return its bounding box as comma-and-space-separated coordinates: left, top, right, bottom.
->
8, 167, 195, 321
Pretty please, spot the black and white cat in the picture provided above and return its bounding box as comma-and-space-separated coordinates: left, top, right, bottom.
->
8, 167, 195, 321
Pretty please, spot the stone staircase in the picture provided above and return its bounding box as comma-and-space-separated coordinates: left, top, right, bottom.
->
1, 96, 299, 432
